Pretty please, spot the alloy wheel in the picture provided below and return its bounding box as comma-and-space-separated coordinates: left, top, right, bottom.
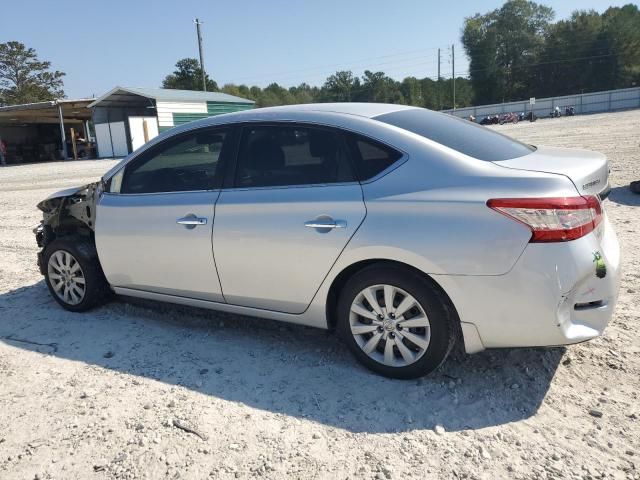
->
349, 284, 431, 367
47, 250, 86, 306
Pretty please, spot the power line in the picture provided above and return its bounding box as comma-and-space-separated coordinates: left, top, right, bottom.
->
226, 46, 627, 93
461, 36, 618, 56
383, 51, 622, 81
226, 32, 627, 88
238, 57, 442, 87
460, 52, 619, 77
231, 46, 448, 84
236, 52, 594, 94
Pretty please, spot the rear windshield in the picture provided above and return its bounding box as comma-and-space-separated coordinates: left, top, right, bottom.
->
374, 108, 535, 161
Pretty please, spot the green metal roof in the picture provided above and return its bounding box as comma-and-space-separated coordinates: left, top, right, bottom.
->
87, 86, 254, 108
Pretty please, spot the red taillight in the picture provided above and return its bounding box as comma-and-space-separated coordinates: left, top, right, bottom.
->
487, 196, 602, 243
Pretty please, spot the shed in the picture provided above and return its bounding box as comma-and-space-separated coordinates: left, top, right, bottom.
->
0, 99, 94, 163
87, 87, 254, 158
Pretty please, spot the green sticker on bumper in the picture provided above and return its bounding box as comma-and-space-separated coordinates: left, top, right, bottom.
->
593, 251, 607, 279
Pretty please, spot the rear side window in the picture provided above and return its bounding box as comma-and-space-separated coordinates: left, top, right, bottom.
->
375, 108, 534, 161
346, 135, 403, 181
234, 125, 355, 188
121, 130, 227, 194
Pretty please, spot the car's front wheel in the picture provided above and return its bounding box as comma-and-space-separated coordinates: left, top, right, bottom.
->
337, 264, 456, 379
43, 237, 111, 312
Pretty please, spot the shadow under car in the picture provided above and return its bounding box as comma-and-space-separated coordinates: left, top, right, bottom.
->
0, 280, 563, 434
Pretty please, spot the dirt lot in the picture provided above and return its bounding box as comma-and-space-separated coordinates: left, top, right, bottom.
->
0, 110, 638, 480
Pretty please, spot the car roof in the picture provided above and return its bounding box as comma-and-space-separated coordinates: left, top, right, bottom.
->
207, 102, 417, 122
254, 103, 415, 117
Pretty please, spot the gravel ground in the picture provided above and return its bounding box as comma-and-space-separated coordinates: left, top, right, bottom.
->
0, 110, 638, 480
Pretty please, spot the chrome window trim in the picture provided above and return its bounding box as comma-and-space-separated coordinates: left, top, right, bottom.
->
221, 180, 363, 194
101, 181, 367, 196
101, 189, 219, 198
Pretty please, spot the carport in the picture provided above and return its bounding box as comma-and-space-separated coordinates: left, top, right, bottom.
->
88, 87, 254, 158
0, 99, 94, 164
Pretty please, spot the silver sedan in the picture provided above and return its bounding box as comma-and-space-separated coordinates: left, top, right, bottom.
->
34, 103, 621, 379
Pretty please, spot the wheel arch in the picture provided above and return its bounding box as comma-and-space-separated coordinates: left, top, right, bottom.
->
42, 235, 113, 311
325, 259, 462, 338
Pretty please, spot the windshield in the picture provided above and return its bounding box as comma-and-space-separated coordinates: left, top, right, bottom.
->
374, 108, 535, 161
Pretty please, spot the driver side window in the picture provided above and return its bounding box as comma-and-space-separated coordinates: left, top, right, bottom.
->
119, 129, 228, 194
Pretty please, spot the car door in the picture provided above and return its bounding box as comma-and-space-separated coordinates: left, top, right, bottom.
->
213, 123, 366, 314
95, 127, 233, 302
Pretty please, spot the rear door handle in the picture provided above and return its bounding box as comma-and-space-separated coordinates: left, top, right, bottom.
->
304, 219, 347, 229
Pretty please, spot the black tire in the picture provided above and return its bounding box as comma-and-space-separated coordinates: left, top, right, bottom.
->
337, 264, 456, 379
43, 237, 112, 312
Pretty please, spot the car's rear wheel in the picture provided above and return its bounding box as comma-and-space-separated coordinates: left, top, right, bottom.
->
43, 237, 111, 312
337, 264, 456, 379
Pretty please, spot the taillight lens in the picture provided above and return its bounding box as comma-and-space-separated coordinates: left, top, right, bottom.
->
487, 196, 602, 242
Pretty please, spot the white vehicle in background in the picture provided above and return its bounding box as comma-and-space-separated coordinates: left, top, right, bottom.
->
34, 104, 620, 379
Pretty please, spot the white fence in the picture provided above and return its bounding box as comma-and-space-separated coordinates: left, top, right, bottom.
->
444, 87, 640, 119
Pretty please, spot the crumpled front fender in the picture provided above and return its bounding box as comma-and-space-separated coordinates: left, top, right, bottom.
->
35, 181, 102, 245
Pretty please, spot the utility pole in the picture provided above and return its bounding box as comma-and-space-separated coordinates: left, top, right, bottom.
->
437, 48, 441, 110
194, 18, 207, 91
452, 44, 456, 110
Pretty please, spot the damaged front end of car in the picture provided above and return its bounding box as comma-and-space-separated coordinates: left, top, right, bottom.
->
34, 181, 102, 274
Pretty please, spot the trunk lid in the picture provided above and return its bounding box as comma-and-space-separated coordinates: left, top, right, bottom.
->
493, 146, 610, 197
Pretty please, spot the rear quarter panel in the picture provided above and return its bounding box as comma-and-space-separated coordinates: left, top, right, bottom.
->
347, 144, 579, 276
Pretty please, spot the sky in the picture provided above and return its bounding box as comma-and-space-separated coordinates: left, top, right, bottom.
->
0, 0, 635, 99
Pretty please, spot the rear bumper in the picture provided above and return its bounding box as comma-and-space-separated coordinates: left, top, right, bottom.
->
436, 212, 621, 351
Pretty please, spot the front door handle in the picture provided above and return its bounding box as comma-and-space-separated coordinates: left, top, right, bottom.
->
177, 215, 207, 229
304, 219, 347, 229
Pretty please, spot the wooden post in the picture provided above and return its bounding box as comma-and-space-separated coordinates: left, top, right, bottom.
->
142, 119, 150, 143
70, 128, 78, 160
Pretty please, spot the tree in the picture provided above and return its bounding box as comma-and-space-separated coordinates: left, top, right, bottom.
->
321, 71, 359, 101
536, 10, 609, 96
261, 83, 296, 106
288, 83, 317, 104
420, 78, 439, 109
360, 70, 404, 103
602, 4, 640, 89
236, 84, 254, 99
463, 0, 554, 103
420, 77, 473, 109
463, 1, 640, 102
450, 77, 474, 108
462, 14, 501, 104
220, 83, 242, 98
400, 77, 423, 106
162, 58, 218, 91
0, 41, 65, 105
